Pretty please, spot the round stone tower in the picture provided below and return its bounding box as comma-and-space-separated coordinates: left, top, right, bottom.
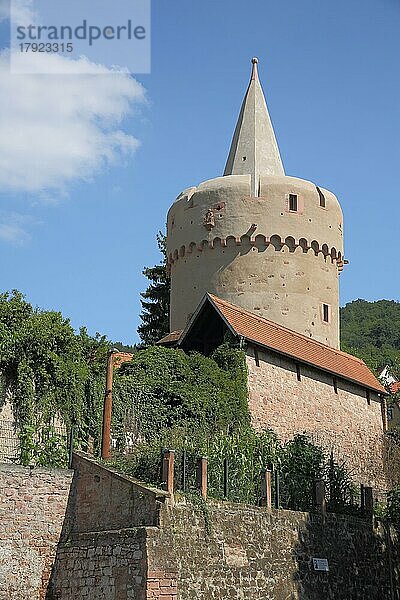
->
166, 59, 345, 349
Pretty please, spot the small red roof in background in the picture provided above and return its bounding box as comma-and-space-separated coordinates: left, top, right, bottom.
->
112, 352, 134, 369
390, 381, 400, 394
157, 330, 183, 345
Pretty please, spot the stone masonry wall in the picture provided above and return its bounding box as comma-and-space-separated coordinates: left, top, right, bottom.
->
69, 452, 166, 533
50, 496, 399, 600
0, 453, 169, 600
146, 501, 399, 600
3, 452, 399, 600
246, 346, 389, 490
48, 529, 148, 600
0, 464, 73, 600
47, 453, 172, 600
49, 527, 178, 600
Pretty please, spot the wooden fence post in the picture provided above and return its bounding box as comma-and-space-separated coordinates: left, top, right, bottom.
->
364, 486, 374, 519
162, 449, 175, 495
260, 469, 272, 510
197, 456, 208, 500
314, 478, 326, 521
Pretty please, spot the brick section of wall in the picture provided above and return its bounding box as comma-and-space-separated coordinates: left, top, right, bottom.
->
0, 464, 73, 600
146, 570, 178, 600
146, 501, 399, 600
246, 347, 390, 489
48, 529, 147, 600
69, 452, 168, 534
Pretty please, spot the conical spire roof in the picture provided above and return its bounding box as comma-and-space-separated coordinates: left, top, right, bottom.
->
224, 58, 284, 195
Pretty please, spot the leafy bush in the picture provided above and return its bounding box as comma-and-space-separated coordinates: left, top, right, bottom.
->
112, 344, 249, 442
387, 486, 400, 522
0, 290, 109, 464
19, 424, 69, 468
279, 435, 325, 510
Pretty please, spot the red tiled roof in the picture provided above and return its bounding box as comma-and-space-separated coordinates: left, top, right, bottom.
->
205, 294, 386, 394
390, 382, 400, 394
157, 330, 183, 345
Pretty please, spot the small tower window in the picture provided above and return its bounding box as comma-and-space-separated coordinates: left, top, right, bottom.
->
333, 377, 338, 394
366, 390, 371, 406
289, 194, 298, 212
322, 303, 330, 323
296, 363, 301, 381
316, 186, 326, 208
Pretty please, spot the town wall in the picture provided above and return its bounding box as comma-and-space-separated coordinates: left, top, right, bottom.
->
147, 501, 399, 600
246, 345, 391, 489
68, 452, 166, 533
51, 497, 400, 600
0, 464, 73, 600
48, 529, 149, 600
2, 453, 399, 600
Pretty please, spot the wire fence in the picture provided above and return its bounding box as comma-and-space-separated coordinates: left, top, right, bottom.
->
0, 420, 70, 466
1, 419, 390, 517
0, 420, 20, 463
168, 449, 367, 513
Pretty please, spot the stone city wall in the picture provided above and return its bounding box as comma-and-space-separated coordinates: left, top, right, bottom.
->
0, 463, 73, 600
146, 501, 399, 600
2, 452, 399, 600
246, 346, 391, 490
48, 529, 148, 600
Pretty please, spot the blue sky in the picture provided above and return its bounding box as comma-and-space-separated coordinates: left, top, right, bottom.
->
0, 0, 399, 344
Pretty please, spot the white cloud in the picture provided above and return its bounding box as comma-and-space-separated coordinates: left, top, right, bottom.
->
0, 51, 146, 195
0, 0, 35, 26
0, 0, 9, 23
0, 211, 37, 244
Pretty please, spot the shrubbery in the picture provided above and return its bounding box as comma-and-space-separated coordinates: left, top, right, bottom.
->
341, 299, 400, 376
0, 290, 109, 465
111, 344, 249, 442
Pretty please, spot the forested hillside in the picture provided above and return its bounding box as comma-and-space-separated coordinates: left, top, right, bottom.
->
340, 299, 400, 377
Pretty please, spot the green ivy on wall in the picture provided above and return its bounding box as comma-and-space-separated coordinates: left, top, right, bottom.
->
0, 290, 109, 465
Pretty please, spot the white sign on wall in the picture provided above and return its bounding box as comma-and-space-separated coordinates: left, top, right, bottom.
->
312, 558, 329, 572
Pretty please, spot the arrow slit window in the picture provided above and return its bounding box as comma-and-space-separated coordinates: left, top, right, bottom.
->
322, 303, 331, 323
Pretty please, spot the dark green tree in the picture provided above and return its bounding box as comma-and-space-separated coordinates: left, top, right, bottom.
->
340, 299, 400, 376
138, 232, 170, 346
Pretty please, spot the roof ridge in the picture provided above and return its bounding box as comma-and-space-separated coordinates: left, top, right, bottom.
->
207, 293, 366, 365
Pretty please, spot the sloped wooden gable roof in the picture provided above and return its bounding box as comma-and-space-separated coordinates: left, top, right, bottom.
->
178, 293, 386, 394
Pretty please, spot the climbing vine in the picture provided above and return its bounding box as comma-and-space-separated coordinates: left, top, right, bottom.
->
0, 290, 109, 465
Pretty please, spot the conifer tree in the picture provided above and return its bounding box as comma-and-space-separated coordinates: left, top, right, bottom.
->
138, 232, 170, 346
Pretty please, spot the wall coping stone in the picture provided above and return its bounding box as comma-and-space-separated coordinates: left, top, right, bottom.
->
68, 527, 148, 541
0, 462, 73, 476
